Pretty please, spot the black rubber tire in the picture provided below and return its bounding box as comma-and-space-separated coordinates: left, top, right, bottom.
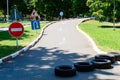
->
95, 54, 115, 64
108, 52, 120, 61
54, 65, 76, 77
74, 62, 94, 72
92, 59, 112, 69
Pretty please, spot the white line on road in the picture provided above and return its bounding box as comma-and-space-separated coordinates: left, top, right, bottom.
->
58, 37, 66, 45
58, 27, 63, 32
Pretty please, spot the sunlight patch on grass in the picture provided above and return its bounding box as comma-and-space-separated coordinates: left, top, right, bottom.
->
79, 20, 120, 52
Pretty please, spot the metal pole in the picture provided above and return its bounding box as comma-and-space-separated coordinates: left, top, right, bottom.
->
16, 38, 18, 48
7, 0, 9, 22
14, 7, 17, 21
61, 16, 62, 20
113, 0, 116, 31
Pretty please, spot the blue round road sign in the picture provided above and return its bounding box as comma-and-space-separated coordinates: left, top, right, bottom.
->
60, 11, 64, 17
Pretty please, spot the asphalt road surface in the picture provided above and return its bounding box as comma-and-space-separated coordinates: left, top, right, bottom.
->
0, 19, 120, 80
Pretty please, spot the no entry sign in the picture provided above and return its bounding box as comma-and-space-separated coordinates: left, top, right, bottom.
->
9, 22, 24, 38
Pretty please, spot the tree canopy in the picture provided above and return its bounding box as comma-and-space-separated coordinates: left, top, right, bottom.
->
0, 0, 120, 21
87, 0, 120, 21
0, 0, 89, 20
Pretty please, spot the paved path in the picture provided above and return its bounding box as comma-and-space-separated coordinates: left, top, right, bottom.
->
0, 19, 120, 80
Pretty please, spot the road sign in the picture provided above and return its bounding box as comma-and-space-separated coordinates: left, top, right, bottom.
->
9, 5, 22, 21
30, 9, 40, 19
9, 22, 24, 38
31, 9, 39, 17
60, 11, 64, 17
31, 20, 40, 30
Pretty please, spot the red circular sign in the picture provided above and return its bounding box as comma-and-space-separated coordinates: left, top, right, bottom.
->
9, 22, 24, 38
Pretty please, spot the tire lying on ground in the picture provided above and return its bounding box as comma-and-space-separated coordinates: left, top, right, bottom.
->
92, 59, 112, 69
108, 52, 120, 61
95, 54, 115, 64
74, 62, 94, 72
54, 65, 76, 77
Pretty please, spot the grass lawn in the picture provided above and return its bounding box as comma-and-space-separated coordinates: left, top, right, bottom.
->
0, 21, 49, 58
79, 20, 120, 52
0, 22, 11, 27
0, 21, 30, 28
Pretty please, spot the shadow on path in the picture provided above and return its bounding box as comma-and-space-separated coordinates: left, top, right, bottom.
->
99, 25, 120, 29
0, 47, 119, 80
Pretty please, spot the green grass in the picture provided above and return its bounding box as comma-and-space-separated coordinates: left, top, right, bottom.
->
0, 21, 49, 58
0, 22, 10, 27
79, 20, 120, 52
0, 21, 30, 28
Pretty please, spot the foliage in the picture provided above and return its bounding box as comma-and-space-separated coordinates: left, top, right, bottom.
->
36, 0, 73, 19
72, 0, 89, 17
0, 0, 89, 20
2, 0, 120, 21
0, 0, 34, 17
86, 0, 120, 21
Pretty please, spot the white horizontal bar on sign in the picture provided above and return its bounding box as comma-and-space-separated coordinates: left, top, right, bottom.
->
11, 28, 22, 32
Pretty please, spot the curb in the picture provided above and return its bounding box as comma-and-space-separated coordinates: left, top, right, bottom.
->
77, 18, 107, 54
0, 21, 56, 64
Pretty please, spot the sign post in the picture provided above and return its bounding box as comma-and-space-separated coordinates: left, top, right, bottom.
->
9, 22, 24, 48
59, 11, 64, 20
30, 9, 40, 33
31, 19, 40, 34
9, 5, 22, 21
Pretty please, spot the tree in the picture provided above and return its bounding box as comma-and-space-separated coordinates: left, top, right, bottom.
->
36, 0, 72, 20
0, 0, 7, 16
72, 0, 89, 17
0, 0, 35, 17
87, 0, 120, 21
0, 0, 90, 20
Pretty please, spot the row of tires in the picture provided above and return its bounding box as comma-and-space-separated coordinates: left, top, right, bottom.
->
54, 52, 120, 77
